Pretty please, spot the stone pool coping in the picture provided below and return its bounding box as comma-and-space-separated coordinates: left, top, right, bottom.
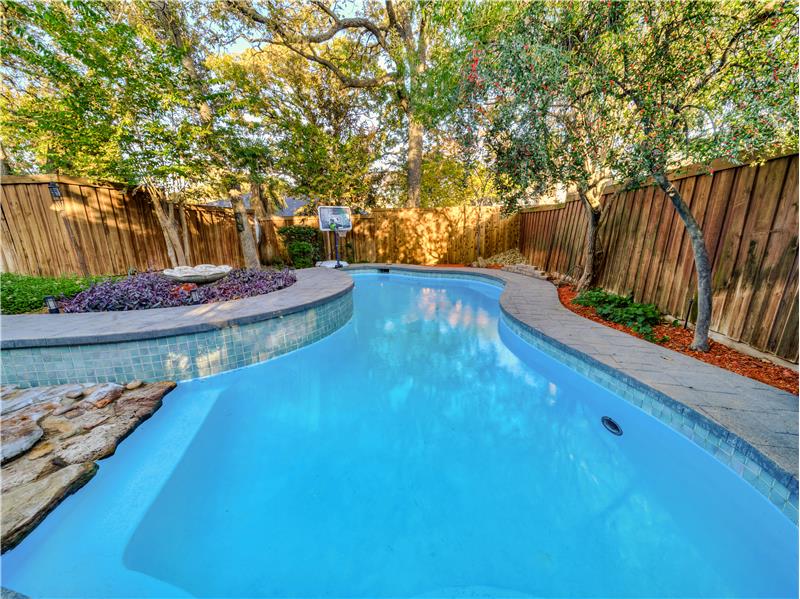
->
346, 264, 799, 523
0, 268, 353, 349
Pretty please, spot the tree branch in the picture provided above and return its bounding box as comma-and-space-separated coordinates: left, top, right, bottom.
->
277, 38, 395, 89
385, 0, 408, 40
227, 0, 395, 88
685, 6, 778, 99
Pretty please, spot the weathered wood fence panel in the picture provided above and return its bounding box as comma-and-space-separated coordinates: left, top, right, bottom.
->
1, 177, 173, 276
519, 154, 799, 362
1, 176, 519, 277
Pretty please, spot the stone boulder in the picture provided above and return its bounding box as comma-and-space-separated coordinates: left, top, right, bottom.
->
1, 415, 43, 464
1, 463, 98, 552
162, 264, 231, 284
0, 380, 175, 552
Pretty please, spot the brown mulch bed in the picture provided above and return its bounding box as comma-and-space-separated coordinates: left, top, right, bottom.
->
557, 285, 799, 395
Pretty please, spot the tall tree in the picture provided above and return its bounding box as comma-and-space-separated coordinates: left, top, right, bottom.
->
133, 1, 262, 268
224, 0, 445, 208
586, 0, 797, 350
211, 44, 388, 204
1, 0, 204, 267
465, 1, 629, 289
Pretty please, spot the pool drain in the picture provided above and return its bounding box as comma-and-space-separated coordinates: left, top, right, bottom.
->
601, 416, 623, 436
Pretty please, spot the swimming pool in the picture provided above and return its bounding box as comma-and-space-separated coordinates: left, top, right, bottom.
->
2, 272, 797, 597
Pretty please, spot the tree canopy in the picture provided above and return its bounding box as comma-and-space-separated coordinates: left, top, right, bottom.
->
2, 0, 796, 214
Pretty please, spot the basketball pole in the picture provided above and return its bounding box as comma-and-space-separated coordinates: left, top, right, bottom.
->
330, 221, 342, 268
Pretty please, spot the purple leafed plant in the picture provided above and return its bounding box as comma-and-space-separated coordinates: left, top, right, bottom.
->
60, 269, 297, 313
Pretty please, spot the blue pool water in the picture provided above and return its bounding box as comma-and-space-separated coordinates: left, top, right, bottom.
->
2, 273, 797, 598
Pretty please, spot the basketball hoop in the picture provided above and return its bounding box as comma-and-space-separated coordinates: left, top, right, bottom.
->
317, 206, 352, 269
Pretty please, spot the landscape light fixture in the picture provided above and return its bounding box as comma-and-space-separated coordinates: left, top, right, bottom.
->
190, 289, 201, 304
44, 295, 59, 314
48, 182, 62, 204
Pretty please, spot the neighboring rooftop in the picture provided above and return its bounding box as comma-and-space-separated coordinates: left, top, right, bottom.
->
202, 194, 309, 217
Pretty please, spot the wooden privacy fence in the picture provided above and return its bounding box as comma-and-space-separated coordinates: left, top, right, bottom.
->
519, 153, 799, 362
0, 175, 519, 277
0, 176, 250, 276
273, 207, 519, 265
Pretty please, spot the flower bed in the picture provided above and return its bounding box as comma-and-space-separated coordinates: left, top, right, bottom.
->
558, 285, 798, 395
60, 268, 297, 313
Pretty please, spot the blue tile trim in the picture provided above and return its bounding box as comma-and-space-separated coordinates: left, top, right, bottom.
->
1, 291, 353, 387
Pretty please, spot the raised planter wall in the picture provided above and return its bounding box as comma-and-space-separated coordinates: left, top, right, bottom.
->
0, 269, 353, 386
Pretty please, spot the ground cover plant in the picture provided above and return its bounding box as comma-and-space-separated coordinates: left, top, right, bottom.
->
0, 273, 115, 314
560, 286, 798, 395
573, 289, 666, 342
60, 269, 296, 313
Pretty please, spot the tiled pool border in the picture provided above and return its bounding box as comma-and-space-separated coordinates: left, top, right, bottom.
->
1, 284, 353, 386
347, 265, 799, 524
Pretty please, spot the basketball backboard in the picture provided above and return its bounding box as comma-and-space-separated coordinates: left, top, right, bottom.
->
317, 206, 353, 232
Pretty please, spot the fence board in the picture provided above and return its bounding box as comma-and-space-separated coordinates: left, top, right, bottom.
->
519, 154, 799, 362
740, 157, 795, 346
627, 185, 655, 298
710, 165, 758, 332
1, 186, 32, 274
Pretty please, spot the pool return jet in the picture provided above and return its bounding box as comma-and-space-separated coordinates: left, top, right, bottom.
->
317, 205, 352, 269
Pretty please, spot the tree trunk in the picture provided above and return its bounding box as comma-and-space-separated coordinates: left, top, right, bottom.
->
577, 189, 602, 291
653, 171, 712, 351
178, 203, 191, 265
230, 190, 260, 269
147, 186, 187, 268
144, 182, 186, 267
249, 175, 268, 220
249, 174, 281, 265
0, 141, 12, 176
406, 114, 423, 208
260, 219, 282, 265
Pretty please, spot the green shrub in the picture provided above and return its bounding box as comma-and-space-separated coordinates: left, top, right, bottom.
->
278, 225, 321, 267
0, 272, 114, 314
574, 288, 667, 342
277, 225, 319, 245
286, 241, 316, 269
